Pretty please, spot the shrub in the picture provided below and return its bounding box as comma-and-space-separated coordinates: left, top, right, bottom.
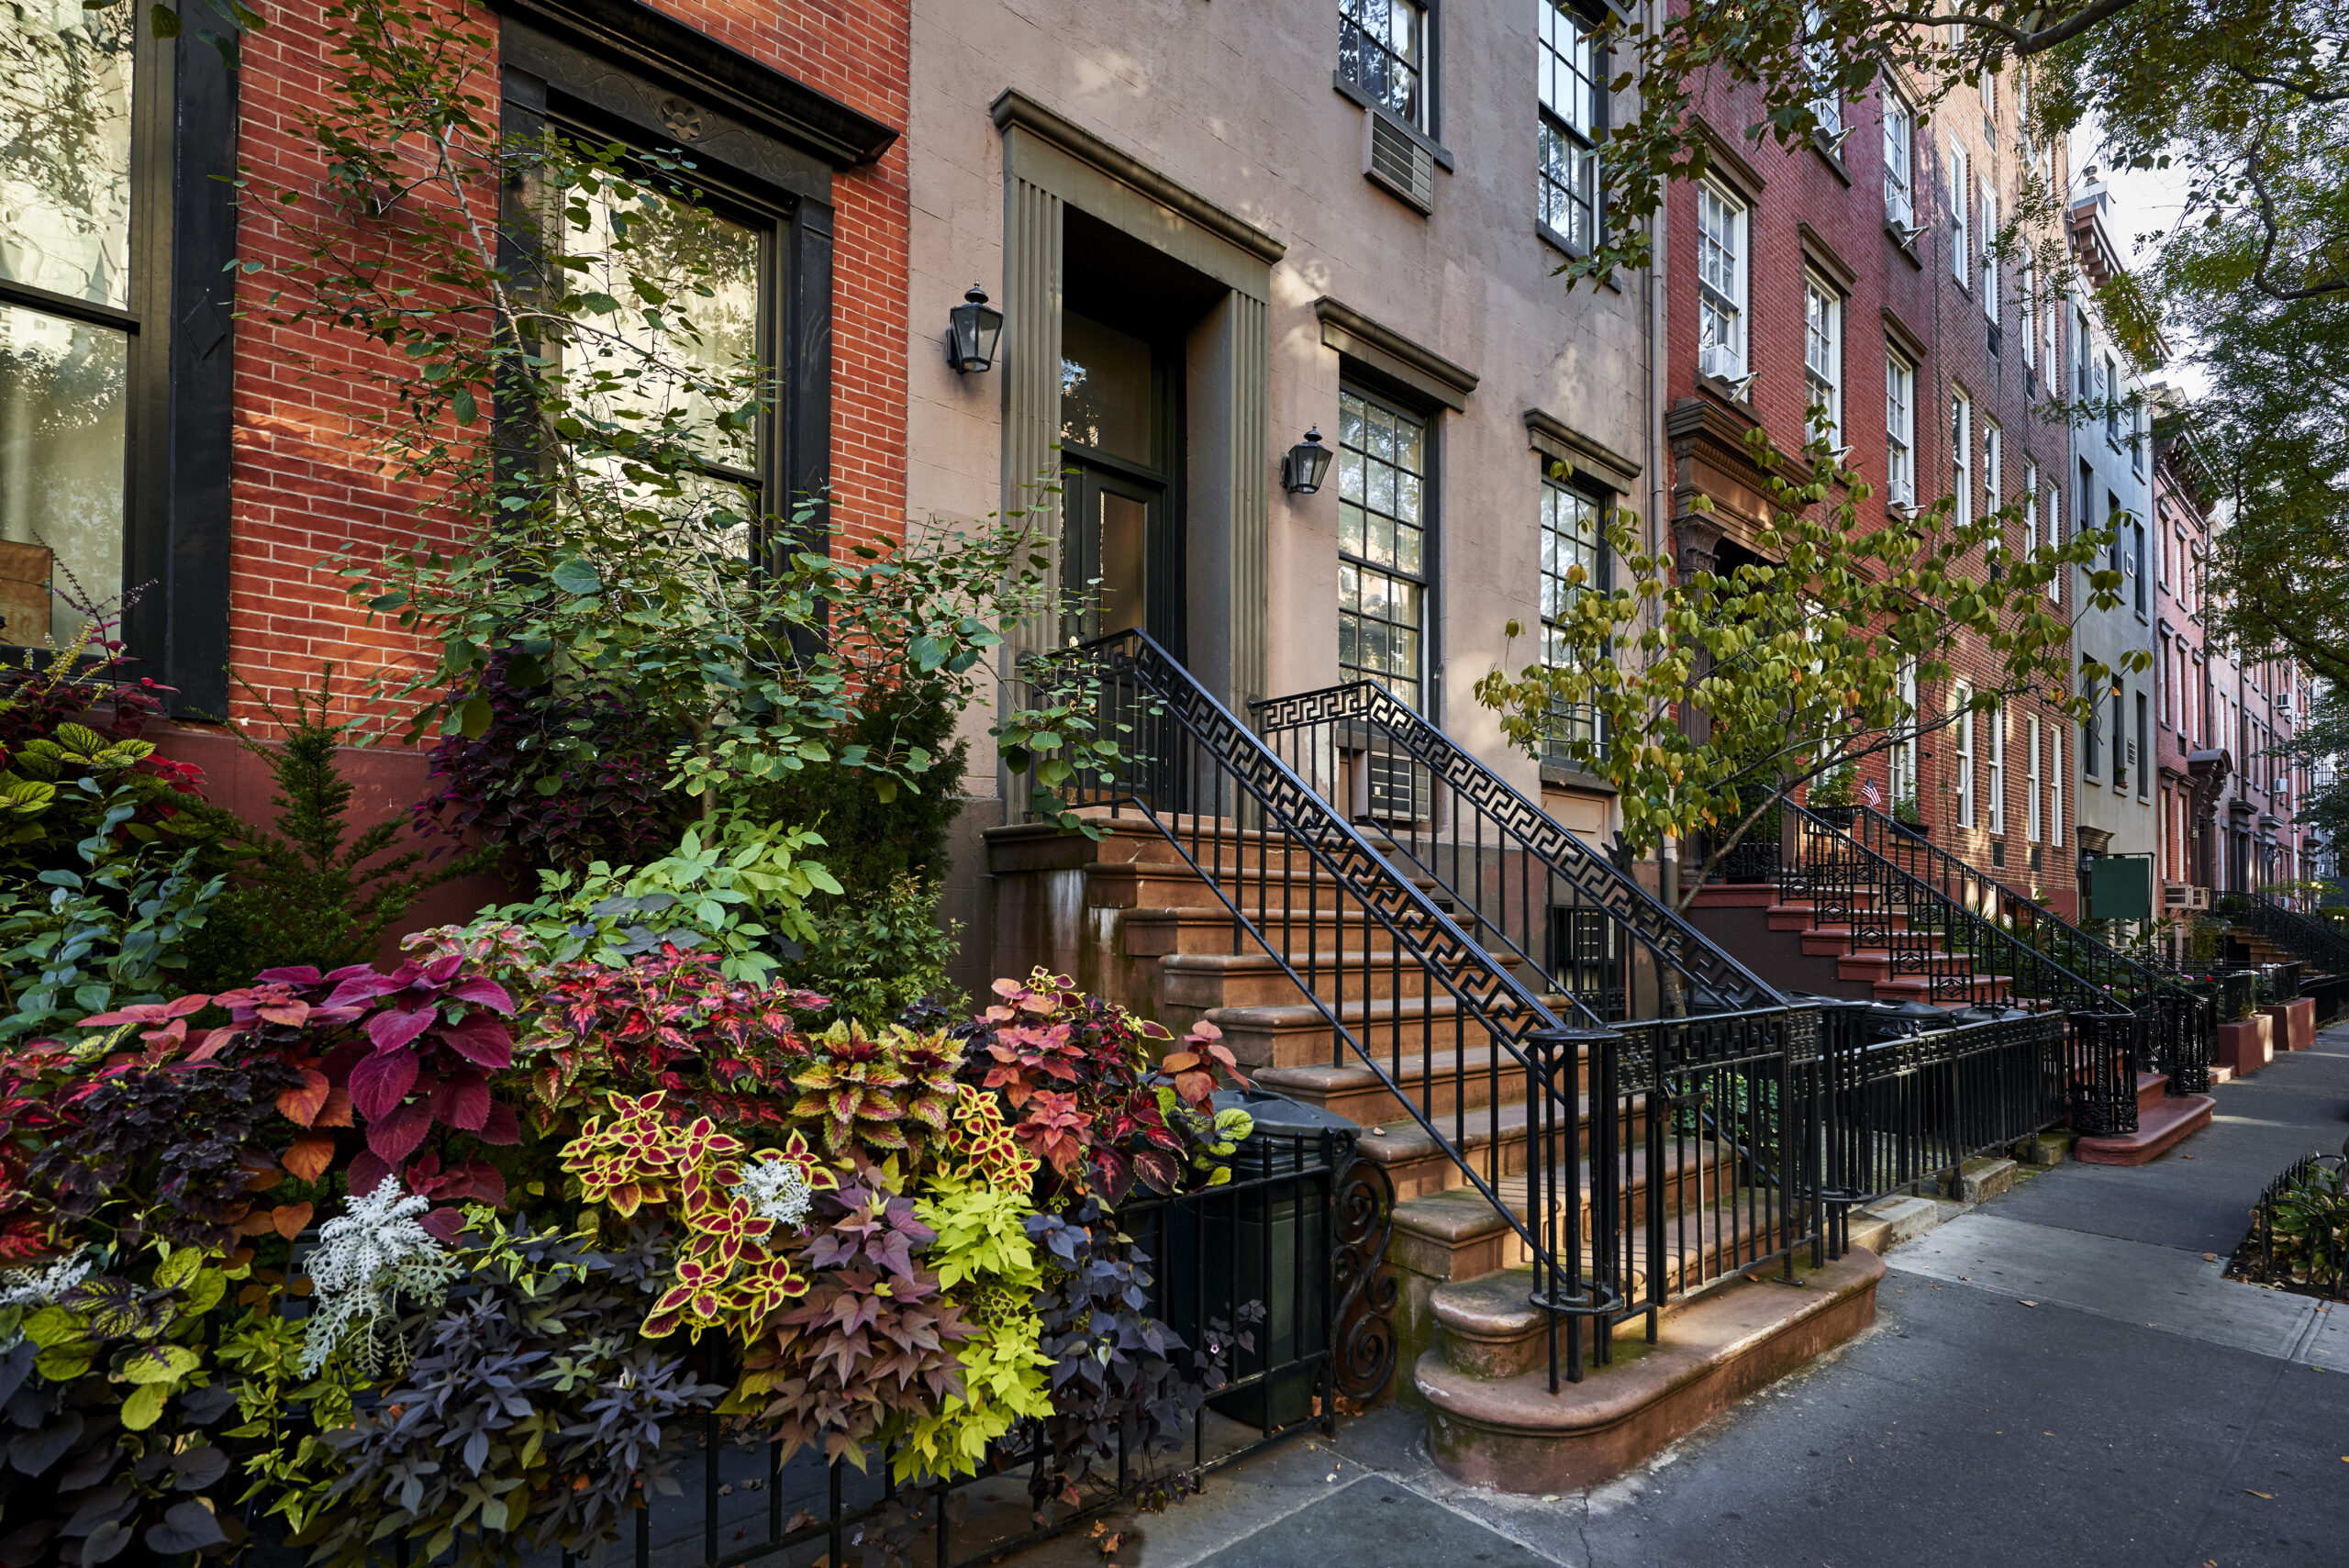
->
780, 872, 962, 1026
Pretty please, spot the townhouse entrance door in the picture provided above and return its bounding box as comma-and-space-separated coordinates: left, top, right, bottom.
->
1057, 308, 1182, 657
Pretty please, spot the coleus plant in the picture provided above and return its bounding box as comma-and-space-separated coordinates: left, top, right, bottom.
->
785, 1020, 963, 1159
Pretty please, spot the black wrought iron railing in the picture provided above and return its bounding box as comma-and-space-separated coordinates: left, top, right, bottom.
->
2231, 1152, 2349, 1301
2228, 894, 2349, 973
1252, 680, 1786, 1020
1016, 635, 1822, 1390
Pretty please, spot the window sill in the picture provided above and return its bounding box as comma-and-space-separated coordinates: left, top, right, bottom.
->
1537, 223, 1621, 290
1330, 73, 1454, 169
1695, 370, 1755, 406
1884, 217, 1924, 268
1541, 763, 1619, 796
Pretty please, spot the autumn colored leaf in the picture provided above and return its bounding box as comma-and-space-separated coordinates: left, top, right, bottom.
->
272, 1202, 314, 1240
277, 1068, 333, 1128
282, 1134, 336, 1184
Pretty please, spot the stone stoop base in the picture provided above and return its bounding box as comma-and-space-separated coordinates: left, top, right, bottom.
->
2265, 996, 2317, 1052
1417, 1249, 1886, 1494
2215, 1015, 2275, 1077
2074, 1095, 2217, 1166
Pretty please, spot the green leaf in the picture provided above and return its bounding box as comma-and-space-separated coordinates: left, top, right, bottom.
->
149, 4, 181, 37
459, 696, 494, 740
21, 1306, 85, 1350
550, 558, 603, 595
451, 384, 479, 426
120, 1342, 202, 1385
120, 1382, 169, 1430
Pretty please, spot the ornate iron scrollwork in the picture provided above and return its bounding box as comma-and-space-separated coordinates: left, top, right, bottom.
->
1330, 1140, 1398, 1401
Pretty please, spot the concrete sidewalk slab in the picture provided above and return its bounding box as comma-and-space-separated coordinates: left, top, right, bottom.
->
1192, 1477, 1564, 1568
1892, 1210, 2321, 1361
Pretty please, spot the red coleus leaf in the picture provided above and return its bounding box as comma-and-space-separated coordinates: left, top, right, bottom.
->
429, 1071, 492, 1132
347, 1149, 393, 1195
282, 1134, 336, 1184
443, 975, 515, 1013
78, 995, 213, 1027
365, 1006, 435, 1053
478, 1099, 520, 1146
277, 1068, 333, 1128
365, 1101, 434, 1164
417, 1207, 466, 1244
438, 1016, 514, 1070
347, 1050, 419, 1121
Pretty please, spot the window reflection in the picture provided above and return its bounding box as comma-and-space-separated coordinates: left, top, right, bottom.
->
0, 0, 135, 308
1057, 313, 1153, 465
0, 304, 127, 646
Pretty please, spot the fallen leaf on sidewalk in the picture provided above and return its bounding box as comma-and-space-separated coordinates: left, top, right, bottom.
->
2244, 1489, 2273, 1498
2021, 1299, 2038, 1307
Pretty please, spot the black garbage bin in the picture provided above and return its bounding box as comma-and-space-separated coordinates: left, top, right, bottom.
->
1158, 1090, 1359, 1430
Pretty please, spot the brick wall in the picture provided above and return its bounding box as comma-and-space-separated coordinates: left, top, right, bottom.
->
214, 0, 910, 729
1664, 64, 2079, 908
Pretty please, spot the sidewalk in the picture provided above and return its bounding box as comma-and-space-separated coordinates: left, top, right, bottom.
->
1001, 1027, 2349, 1568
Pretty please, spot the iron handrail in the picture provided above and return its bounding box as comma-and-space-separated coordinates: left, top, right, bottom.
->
1251, 679, 1787, 1016
1013, 630, 1588, 1310
1781, 799, 2131, 1014
2231, 893, 2349, 973
1842, 804, 2163, 999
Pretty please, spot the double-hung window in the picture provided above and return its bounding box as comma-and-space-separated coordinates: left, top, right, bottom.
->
2049, 728, 2064, 847
1948, 140, 1970, 284
1890, 658, 1920, 807
1539, 471, 1607, 761
1340, 0, 1429, 129
1804, 274, 1842, 441
1537, 0, 1601, 252
2026, 714, 2043, 842
1805, 4, 1842, 139
1697, 183, 1747, 383
1337, 386, 1431, 709
2019, 252, 2037, 368
1983, 421, 2002, 518
1953, 392, 1972, 526
2046, 486, 2062, 603
1884, 94, 1914, 226
1955, 684, 1976, 828
2103, 354, 2121, 442
1980, 183, 2000, 320
1987, 706, 2007, 837
1885, 350, 1915, 506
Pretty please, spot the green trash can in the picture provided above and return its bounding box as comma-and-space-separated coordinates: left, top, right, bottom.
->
1163, 1090, 1359, 1430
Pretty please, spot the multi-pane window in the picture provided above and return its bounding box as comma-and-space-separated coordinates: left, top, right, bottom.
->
1952, 392, 1972, 525
1805, 3, 1842, 138
1948, 140, 1970, 284
1983, 421, 2002, 517
1697, 183, 1747, 380
2, 3, 136, 649
1537, 0, 1600, 251
1884, 94, 1914, 225
1886, 350, 1915, 506
2111, 689, 2126, 788
1890, 657, 1920, 806
2135, 692, 2149, 799
2132, 519, 2147, 614
1804, 275, 1842, 441
2046, 486, 2062, 603
1540, 473, 1606, 761
1980, 183, 2000, 320
1988, 706, 2007, 836
2026, 714, 2043, 842
2083, 672, 2101, 779
2049, 728, 2064, 847
2020, 253, 2037, 367
2103, 353, 2121, 440
1337, 387, 1430, 708
1955, 684, 1976, 828
1340, 0, 1429, 129
2075, 307, 2092, 402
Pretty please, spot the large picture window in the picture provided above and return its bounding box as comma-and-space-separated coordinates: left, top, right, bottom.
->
1338, 386, 1430, 709
1537, 0, 1600, 251
1539, 471, 1605, 761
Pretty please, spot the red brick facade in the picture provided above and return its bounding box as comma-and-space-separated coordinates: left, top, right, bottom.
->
216, 0, 910, 729
1663, 65, 2080, 910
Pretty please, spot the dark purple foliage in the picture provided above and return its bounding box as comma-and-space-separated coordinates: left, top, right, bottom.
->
412, 665, 691, 874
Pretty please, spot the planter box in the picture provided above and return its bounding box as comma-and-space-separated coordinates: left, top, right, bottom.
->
2263, 996, 2316, 1051
2215, 1014, 2274, 1077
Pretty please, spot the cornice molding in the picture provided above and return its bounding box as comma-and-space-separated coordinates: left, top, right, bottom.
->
1314, 296, 1479, 411
1524, 407, 1641, 495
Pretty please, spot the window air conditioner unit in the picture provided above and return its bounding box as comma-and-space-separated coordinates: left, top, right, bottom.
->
1699, 343, 1743, 381
2188, 884, 2211, 910
1364, 112, 1434, 213
2276, 691, 2293, 713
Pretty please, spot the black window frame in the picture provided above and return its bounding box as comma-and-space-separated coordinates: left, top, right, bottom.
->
0, 19, 238, 717
1335, 380, 1439, 716
1338, 0, 1436, 136
1536, 0, 1608, 258
492, 0, 897, 575
1537, 461, 1610, 764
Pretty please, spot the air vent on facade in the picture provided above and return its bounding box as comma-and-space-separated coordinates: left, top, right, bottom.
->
1363, 750, 1431, 821
1364, 111, 1434, 213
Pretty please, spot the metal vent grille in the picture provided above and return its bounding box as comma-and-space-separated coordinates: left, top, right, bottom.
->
1364, 112, 1434, 212
1362, 751, 1431, 821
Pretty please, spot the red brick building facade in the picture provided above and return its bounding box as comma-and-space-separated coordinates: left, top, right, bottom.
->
1662, 61, 2080, 909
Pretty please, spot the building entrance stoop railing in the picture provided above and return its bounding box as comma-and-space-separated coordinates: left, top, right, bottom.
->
1016, 639, 2079, 1413
2225, 893, 2349, 976
1835, 803, 2214, 1099
1769, 801, 2160, 1137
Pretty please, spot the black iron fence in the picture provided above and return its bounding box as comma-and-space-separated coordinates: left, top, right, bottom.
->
2225, 895, 2349, 974
2230, 1152, 2349, 1301
350, 1131, 1394, 1568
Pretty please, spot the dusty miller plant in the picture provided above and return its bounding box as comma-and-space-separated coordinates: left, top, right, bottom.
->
302, 1177, 460, 1376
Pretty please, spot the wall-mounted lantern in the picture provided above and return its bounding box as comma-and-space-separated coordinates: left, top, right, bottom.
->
947, 283, 1003, 374
1280, 426, 1332, 494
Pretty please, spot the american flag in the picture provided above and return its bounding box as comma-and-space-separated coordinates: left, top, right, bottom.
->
1860, 777, 1883, 807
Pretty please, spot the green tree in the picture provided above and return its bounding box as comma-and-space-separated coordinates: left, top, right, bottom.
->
1474, 433, 2131, 913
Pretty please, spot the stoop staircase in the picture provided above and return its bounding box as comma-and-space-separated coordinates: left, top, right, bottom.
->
988, 635, 1932, 1491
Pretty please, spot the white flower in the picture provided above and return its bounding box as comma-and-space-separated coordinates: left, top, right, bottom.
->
740, 1156, 813, 1231
301, 1177, 458, 1377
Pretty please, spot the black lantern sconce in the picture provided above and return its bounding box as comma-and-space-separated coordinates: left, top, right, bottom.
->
946, 283, 1004, 374
1280, 426, 1332, 494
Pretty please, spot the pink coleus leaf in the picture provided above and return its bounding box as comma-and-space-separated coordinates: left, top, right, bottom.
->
437, 1016, 514, 1070
417, 1207, 466, 1244
347, 1050, 420, 1121
347, 1149, 392, 1195
365, 1006, 435, 1053
365, 1101, 434, 1164
477, 1100, 520, 1147
443, 976, 515, 1013
429, 1070, 492, 1132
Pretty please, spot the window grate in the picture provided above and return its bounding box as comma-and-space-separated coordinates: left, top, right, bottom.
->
1365, 111, 1435, 210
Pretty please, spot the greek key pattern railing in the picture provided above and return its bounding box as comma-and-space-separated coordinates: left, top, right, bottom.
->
2230, 894, 2349, 973
1252, 680, 1784, 1017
